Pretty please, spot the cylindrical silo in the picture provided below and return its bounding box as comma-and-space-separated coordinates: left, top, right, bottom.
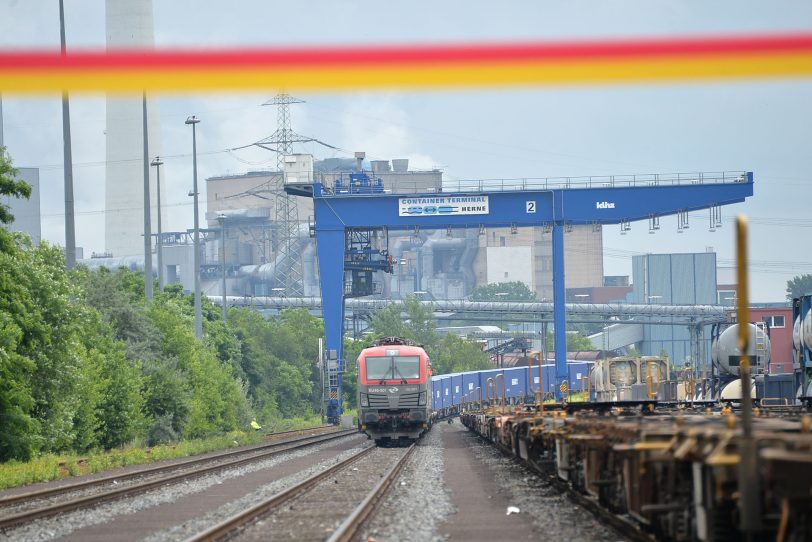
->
105, 0, 165, 257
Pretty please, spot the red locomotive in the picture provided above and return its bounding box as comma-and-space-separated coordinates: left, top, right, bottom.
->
357, 337, 432, 445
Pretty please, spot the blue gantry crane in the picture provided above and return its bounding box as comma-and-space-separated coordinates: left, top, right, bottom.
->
287, 168, 754, 423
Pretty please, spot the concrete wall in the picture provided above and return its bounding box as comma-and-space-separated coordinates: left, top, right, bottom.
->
532, 225, 604, 300
632, 252, 717, 305
486, 246, 533, 289
469, 224, 603, 300
161, 243, 196, 292
206, 171, 314, 223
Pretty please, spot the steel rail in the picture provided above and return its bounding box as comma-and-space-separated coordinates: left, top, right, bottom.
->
0, 426, 342, 508
327, 444, 417, 542
186, 444, 378, 542
261, 425, 337, 440
489, 437, 656, 542
0, 429, 358, 530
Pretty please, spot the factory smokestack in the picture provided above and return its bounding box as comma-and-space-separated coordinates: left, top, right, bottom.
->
104, 0, 165, 257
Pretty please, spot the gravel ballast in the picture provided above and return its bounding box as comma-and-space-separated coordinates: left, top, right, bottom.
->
1, 434, 363, 542
457, 423, 627, 542
144, 440, 373, 542
361, 425, 454, 542
2, 423, 633, 541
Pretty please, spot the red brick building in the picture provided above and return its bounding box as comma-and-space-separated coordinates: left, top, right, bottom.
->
750, 305, 793, 374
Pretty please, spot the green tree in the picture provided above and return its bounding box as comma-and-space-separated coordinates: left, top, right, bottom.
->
141, 357, 190, 436
226, 306, 325, 422
270, 360, 311, 418
81, 268, 184, 439
0, 308, 39, 460
147, 296, 249, 438
228, 308, 280, 421
454, 282, 537, 330
368, 304, 405, 338
566, 315, 603, 337
17, 242, 86, 452
278, 308, 324, 409
0, 147, 31, 227
369, 296, 436, 346
544, 330, 596, 352
83, 267, 161, 357
431, 333, 491, 375
70, 342, 103, 452
566, 332, 596, 351
94, 337, 145, 449
0, 236, 128, 457
469, 281, 536, 301
402, 297, 437, 346
787, 274, 812, 300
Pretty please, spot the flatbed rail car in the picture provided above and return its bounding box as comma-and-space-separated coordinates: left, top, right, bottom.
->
357, 337, 432, 445
462, 404, 812, 542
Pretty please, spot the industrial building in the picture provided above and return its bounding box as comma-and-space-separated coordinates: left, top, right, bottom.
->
585, 252, 718, 367
630, 251, 717, 366
202, 157, 444, 297
200, 156, 604, 302
750, 304, 794, 374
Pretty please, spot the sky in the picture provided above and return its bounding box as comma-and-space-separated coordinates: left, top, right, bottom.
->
0, 0, 810, 302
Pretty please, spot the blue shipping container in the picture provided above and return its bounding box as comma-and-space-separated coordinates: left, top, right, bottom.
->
503, 366, 528, 400
431, 376, 443, 410
452, 373, 463, 405
478, 369, 504, 403
567, 362, 594, 392
441, 376, 452, 408
462, 372, 482, 403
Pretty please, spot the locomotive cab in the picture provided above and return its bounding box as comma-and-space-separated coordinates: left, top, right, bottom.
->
357, 337, 432, 445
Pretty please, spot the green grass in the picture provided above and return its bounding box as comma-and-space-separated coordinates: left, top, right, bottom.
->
0, 430, 267, 491
261, 414, 326, 433
0, 415, 339, 491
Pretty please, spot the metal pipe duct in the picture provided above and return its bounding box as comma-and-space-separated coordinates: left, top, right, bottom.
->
212, 296, 729, 321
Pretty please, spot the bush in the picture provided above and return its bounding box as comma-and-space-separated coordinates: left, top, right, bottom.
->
147, 414, 178, 446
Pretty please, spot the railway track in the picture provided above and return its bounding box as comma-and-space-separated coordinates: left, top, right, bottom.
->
0, 428, 357, 531
522, 451, 654, 542
462, 405, 812, 542
188, 443, 416, 542
262, 425, 340, 441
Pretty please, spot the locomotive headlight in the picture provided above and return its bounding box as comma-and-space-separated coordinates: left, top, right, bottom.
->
360, 393, 369, 407
418, 391, 427, 406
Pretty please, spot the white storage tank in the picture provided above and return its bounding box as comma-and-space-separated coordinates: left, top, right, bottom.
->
713, 323, 771, 376
803, 308, 812, 352
720, 379, 756, 400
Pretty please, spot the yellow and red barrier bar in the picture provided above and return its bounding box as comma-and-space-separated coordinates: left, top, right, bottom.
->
1, 32, 811, 94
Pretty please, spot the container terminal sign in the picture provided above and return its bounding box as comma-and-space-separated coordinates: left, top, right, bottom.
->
398, 196, 489, 217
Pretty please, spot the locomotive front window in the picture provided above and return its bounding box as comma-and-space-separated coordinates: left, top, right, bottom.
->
394, 356, 420, 379
364, 355, 421, 380
365, 356, 392, 380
